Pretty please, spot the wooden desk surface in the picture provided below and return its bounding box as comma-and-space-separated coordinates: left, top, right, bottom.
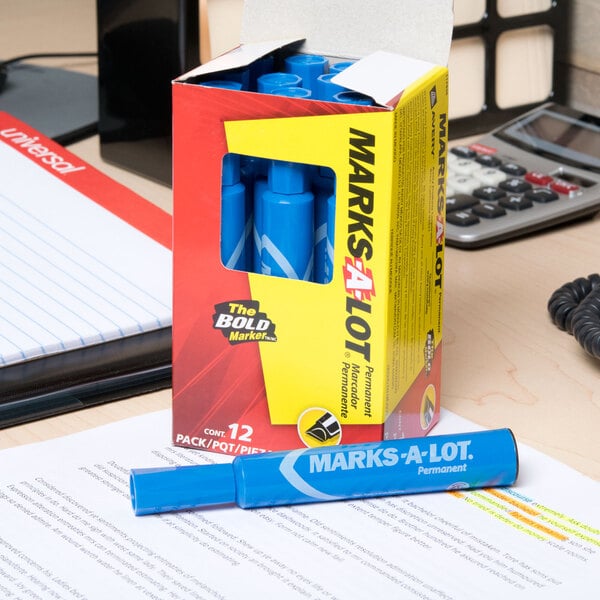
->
1, 2, 599, 483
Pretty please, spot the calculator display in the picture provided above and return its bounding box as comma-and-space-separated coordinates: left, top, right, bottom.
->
499, 108, 600, 172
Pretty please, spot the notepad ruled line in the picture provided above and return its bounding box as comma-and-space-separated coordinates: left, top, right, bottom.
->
0, 141, 172, 368
1, 194, 170, 325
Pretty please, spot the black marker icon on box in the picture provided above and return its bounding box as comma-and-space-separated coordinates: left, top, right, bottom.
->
305, 411, 341, 443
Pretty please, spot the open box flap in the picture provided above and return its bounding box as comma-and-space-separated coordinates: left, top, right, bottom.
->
331, 51, 439, 108
179, 0, 453, 107
181, 38, 303, 79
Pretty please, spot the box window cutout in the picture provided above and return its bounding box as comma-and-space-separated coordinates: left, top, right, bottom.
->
220, 153, 336, 284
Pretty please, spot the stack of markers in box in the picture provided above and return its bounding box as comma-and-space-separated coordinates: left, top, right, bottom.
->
200, 53, 374, 284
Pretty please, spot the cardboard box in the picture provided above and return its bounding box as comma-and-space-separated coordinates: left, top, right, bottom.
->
172, 0, 453, 455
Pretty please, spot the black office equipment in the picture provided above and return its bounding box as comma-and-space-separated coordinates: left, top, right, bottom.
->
0, 61, 98, 145
96, 0, 200, 186
548, 273, 600, 359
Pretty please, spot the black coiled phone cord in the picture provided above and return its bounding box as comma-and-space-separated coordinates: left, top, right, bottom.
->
547, 273, 600, 359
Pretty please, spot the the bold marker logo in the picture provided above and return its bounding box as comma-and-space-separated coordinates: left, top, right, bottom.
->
212, 300, 277, 344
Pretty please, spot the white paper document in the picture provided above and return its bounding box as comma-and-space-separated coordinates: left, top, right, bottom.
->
0, 410, 598, 599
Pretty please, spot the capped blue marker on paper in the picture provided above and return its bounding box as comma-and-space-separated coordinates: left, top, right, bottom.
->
130, 428, 519, 515
271, 86, 312, 98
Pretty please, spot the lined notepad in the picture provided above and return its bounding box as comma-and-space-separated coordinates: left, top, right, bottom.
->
0, 121, 172, 368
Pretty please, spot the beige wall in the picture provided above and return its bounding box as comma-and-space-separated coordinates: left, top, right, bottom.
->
568, 0, 600, 115
0, 0, 97, 71
1, 1, 597, 117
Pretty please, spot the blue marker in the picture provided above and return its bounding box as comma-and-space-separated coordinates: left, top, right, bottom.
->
284, 54, 328, 91
248, 54, 275, 91
315, 73, 348, 101
252, 172, 268, 273
329, 60, 356, 73
257, 72, 302, 94
130, 429, 519, 515
271, 86, 312, 99
240, 156, 268, 273
313, 167, 335, 283
221, 153, 249, 271
220, 67, 250, 90
325, 193, 336, 281
260, 160, 314, 280
333, 90, 374, 105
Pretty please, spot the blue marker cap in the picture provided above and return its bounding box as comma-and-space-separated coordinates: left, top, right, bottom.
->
269, 160, 309, 194
130, 464, 235, 515
220, 67, 251, 90
271, 86, 312, 98
130, 429, 519, 515
333, 91, 374, 105
222, 153, 241, 186
284, 54, 328, 89
315, 73, 347, 101
257, 72, 302, 93
329, 60, 356, 73
249, 54, 275, 91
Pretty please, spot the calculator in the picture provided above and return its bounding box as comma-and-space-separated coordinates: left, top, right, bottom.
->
445, 103, 600, 248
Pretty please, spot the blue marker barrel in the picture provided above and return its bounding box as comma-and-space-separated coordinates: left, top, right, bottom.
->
284, 54, 328, 91
257, 72, 302, 94
130, 429, 519, 514
325, 193, 336, 281
221, 153, 248, 271
313, 167, 335, 283
240, 156, 269, 274
252, 175, 268, 273
261, 160, 314, 280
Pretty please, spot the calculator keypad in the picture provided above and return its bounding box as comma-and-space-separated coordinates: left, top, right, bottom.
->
445, 145, 587, 247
